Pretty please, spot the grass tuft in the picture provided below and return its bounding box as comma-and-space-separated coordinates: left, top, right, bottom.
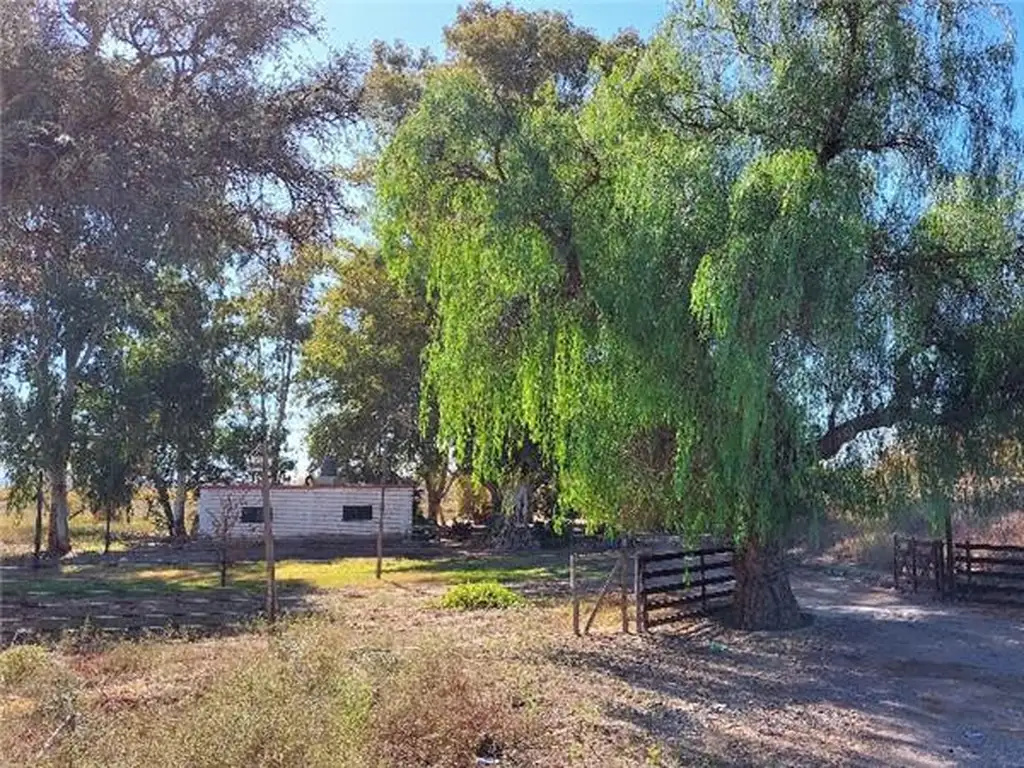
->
440, 582, 525, 610
0, 644, 51, 688
0, 620, 541, 768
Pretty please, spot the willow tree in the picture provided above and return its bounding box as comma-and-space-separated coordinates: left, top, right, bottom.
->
377, 0, 1021, 628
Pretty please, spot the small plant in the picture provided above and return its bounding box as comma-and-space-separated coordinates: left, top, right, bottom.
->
440, 582, 525, 610
0, 644, 50, 687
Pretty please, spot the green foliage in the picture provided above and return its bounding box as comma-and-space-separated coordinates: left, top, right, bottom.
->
376, 0, 1022, 546
0, 644, 51, 688
440, 581, 526, 610
302, 247, 431, 482
0, 0, 358, 550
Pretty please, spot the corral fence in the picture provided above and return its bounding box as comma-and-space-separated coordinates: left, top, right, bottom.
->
635, 546, 734, 632
893, 535, 1024, 606
569, 542, 736, 635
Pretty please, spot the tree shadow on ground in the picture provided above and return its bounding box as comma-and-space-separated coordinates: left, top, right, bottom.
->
0, 562, 326, 645
549, 574, 1024, 765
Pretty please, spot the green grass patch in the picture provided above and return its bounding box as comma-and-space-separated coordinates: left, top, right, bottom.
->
440, 582, 525, 610
0, 551, 568, 603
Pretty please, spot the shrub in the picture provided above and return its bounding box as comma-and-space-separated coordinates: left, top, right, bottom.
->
440, 582, 525, 610
0, 644, 51, 688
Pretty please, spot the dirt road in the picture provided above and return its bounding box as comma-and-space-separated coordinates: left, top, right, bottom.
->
557, 568, 1024, 766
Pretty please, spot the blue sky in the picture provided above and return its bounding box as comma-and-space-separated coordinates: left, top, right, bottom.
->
312, 0, 1024, 89
316, 0, 670, 50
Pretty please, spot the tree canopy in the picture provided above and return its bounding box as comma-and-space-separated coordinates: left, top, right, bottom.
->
0, 0, 359, 551
376, 0, 1023, 608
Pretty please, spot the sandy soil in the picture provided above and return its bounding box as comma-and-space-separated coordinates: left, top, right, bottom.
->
545, 568, 1024, 766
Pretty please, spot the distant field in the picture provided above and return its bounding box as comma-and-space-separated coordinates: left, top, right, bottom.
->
0, 491, 161, 557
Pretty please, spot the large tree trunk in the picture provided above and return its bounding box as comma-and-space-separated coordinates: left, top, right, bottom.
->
490, 479, 535, 550
732, 539, 803, 630
426, 486, 444, 524
46, 466, 71, 555
484, 481, 502, 518
172, 458, 188, 539
154, 475, 175, 537
44, 345, 77, 556
103, 502, 113, 555
422, 463, 454, 525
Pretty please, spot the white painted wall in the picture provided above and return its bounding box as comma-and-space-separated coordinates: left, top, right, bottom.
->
197, 485, 414, 538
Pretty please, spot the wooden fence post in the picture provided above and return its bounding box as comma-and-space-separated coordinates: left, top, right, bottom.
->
619, 550, 628, 634
376, 485, 385, 580
892, 534, 898, 589
944, 512, 954, 598
634, 553, 646, 635
584, 558, 620, 635
699, 550, 707, 613
911, 537, 918, 593
933, 541, 942, 593
570, 552, 580, 637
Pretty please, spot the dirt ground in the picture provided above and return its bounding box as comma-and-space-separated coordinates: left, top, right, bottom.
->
552, 568, 1024, 766
296, 564, 1024, 767
4, 549, 1024, 766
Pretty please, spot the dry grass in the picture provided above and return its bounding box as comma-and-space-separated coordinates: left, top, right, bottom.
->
6, 564, 1021, 767
0, 502, 158, 558
0, 559, 665, 767
958, 509, 1024, 545
0, 608, 549, 768
805, 507, 1024, 571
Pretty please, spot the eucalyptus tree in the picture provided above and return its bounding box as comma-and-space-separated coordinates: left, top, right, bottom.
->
0, 0, 359, 553
73, 345, 145, 553
377, 0, 1022, 628
302, 246, 460, 520
130, 272, 234, 538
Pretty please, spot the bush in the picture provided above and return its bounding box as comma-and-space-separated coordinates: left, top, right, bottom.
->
440, 582, 525, 610
0, 644, 51, 688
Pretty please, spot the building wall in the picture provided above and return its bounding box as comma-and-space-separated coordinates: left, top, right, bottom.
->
197, 485, 414, 538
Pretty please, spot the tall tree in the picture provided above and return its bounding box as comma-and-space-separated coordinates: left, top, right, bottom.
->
376, 0, 1021, 628
233, 245, 328, 620
73, 344, 144, 553
302, 246, 456, 520
0, 0, 359, 553
130, 272, 233, 538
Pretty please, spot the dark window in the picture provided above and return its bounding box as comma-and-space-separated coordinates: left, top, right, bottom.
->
342, 504, 373, 521
240, 506, 264, 524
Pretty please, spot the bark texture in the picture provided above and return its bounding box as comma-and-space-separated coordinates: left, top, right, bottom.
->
490, 480, 535, 549
154, 475, 175, 537
172, 467, 188, 539
46, 468, 71, 555
732, 539, 803, 630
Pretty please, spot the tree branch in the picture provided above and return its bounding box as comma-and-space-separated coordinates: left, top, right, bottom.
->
817, 402, 899, 460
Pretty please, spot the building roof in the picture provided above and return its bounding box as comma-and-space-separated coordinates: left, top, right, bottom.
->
198, 483, 417, 492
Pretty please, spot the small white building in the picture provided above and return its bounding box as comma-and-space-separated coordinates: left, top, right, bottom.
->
197, 484, 415, 539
